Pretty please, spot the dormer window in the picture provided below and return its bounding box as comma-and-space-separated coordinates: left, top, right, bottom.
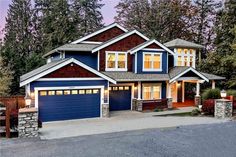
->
143, 52, 162, 71
106, 51, 127, 71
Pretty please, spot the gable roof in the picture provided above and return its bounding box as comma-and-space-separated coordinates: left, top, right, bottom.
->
169, 66, 209, 83
71, 23, 128, 44
20, 58, 116, 87
164, 38, 204, 49
91, 30, 149, 53
42, 43, 100, 58
128, 39, 175, 55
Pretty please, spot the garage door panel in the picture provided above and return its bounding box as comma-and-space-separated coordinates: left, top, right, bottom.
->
39, 89, 100, 122
109, 86, 131, 111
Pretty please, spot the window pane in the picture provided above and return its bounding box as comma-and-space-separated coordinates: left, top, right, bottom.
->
86, 90, 92, 94
107, 53, 115, 68
153, 54, 160, 69
144, 54, 152, 69
118, 53, 126, 68
56, 91, 63, 95
177, 56, 182, 66
119, 86, 124, 90
178, 49, 182, 55
71, 90, 78, 95
153, 86, 160, 99
184, 49, 188, 54
113, 87, 118, 90
190, 56, 193, 67
79, 90, 85, 94
184, 56, 188, 66
124, 86, 129, 90
48, 91, 55, 96
40, 91, 47, 96
64, 90, 70, 95
143, 86, 151, 100
93, 89, 99, 94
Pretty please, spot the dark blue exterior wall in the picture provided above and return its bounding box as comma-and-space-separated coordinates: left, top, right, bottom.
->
65, 52, 97, 69
30, 80, 108, 92
136, 50, 168, 74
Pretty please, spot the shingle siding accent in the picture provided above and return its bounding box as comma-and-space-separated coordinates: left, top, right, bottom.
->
99, 34, 146, 71
85, 27, 125, 42
43, 63, 98, 78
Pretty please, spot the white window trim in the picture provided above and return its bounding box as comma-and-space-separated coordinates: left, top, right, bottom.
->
105, 51, 128, 71
142, 52, 162, 72
142, 83, 162, 100
175, 48, 196, 68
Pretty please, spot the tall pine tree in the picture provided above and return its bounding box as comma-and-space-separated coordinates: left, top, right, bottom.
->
1, 0, 35, 94
71, 0, 104, 35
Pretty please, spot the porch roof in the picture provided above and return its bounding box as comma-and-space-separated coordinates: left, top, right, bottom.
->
200, 72, 225, 80
102, 72, 169, 82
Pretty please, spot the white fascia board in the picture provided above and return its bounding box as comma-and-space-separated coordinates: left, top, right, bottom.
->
129, 39, 175, 56
71, 23, 128, 44
169, 67, 209, 83
20, 58, 117, 87
92, 30, 149, 53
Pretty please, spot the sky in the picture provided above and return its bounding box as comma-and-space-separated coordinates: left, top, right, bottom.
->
0, 0, 120, 39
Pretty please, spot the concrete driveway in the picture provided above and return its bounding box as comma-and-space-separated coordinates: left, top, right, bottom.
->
39, 110, 228, 139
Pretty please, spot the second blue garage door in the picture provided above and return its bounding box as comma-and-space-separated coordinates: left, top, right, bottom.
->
38, 88, 101, 122
109, 86, 131, 111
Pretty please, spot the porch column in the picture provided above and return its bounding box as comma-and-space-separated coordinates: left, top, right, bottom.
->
138, 81, 141, 100
182, 81, 185, 102
166, 81, 173, 108
212, 80, 215, 89
196, 82, 200, 96
195, 81, 201, 106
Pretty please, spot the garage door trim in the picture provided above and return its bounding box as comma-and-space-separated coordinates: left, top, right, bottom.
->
34, 85, 104, 118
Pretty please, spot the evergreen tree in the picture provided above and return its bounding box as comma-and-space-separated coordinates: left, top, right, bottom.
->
1, 0, 35, 94
192, 0, 222, 51
34, 0, 77, 53
0, 56, 13, 96
71, 0, 104, 35
115, 0, 196, 42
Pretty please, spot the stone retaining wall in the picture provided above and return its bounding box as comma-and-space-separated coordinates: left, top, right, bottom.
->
18, 108, 38, 138
215, 99, 232, 119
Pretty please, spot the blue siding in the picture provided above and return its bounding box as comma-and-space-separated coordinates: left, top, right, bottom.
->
30, 80, 108, 92
136, 50, 168, 74
65, 52, 97, 69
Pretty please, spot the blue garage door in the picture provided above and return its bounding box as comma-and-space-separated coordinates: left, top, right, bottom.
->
38, 88, 100, 122
109, 86, 131, 111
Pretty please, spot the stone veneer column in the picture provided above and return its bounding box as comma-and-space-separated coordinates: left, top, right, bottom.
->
167, 98, 173, 109
102, 104, 109, 118
18, 108, 38, 138
194, 95, 201, 106
215, 99, 233, 119
136, 99, 143, 111
132, 99, 137, 111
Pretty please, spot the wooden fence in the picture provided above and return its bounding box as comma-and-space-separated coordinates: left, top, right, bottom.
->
0, 96, 25, 138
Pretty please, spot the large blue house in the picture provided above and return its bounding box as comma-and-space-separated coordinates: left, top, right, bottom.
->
20, 23, 224, 122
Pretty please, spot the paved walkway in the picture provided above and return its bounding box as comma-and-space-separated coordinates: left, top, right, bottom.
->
39, 110, 229, 139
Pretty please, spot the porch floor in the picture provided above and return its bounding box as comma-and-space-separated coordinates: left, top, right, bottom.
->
173, 100, 195, 108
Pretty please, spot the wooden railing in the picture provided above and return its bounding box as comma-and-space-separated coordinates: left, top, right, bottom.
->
0, 96, 25, 138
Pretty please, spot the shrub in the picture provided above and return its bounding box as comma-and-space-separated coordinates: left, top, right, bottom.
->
191, 109, 201, 116
202, 88, 221, 101
227, 90, 236, 97
202, 99, 215, 115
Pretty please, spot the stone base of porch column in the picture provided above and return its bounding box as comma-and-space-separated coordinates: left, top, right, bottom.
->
132, 99, 143, 111
194, 96, 201, 106
167, 98, 173, 109
102, 104, 109, 118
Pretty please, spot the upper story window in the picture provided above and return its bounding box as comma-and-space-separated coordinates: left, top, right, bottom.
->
176, 48, 196, 68
143, 52, 162, 71
106, 51, 127, 71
